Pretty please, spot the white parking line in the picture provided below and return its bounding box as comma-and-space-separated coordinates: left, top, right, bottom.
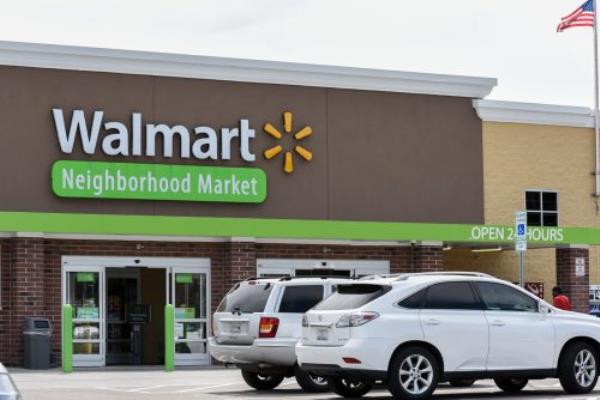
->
175, 382, 242, 393
128, 384, 169, 392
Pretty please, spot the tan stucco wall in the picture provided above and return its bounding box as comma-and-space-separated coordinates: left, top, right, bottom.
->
482, 122, 596, 228
445, 120, 600, 299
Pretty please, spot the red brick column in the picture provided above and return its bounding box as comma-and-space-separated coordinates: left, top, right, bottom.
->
556, 246, 589, 313
11, 237, 45, 366
411, 243, 443, 272
222, 240, 256, 292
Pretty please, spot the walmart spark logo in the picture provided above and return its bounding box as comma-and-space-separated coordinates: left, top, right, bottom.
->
263, 111, 313, 174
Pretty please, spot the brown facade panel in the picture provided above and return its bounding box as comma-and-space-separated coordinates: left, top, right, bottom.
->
0, 65, 484, 224
327, 89, 484, 223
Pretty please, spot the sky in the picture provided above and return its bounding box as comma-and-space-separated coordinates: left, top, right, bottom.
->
0, 0, 595, 107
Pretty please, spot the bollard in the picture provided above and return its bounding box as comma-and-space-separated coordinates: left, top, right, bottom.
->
164, 304, 175, 372
62, 304, 73, 373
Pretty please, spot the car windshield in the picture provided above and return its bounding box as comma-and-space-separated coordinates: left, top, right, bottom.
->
313, 284, 389, 310
217, 281, 273, 313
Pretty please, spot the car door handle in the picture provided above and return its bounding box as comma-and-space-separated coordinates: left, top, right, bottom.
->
490, 320, 506, 327
424, 319, 441, 326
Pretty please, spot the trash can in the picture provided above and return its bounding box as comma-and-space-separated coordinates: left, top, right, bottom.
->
23, 317, 51, 369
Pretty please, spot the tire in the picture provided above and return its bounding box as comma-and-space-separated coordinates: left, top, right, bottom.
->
240, 370, 285, 391
449, 378, 476, 387
330, 377, 373, 398
388, 346, 440, 400
494, 377, 528, 393
294, 365, 330, 393
558, 341, 599, 394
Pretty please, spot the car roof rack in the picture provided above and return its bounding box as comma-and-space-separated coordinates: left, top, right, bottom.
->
394, 271, 493, 281
279, 275, 355, 281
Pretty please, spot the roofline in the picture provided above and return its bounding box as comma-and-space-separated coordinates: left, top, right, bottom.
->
473, 99, 594, 128
0, 41, 496, 98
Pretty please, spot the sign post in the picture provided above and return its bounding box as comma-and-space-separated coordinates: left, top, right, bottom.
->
515, 211, 528, 287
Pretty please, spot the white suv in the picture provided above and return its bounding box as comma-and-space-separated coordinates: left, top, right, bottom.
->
209, 276, 353, 392
297, 272, 600, 399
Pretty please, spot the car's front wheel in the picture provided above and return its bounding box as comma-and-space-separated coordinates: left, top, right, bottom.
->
240, 370, 285, 390
330, 377, 373, 398
294, 365, 330, 393
388, 346, 440, 400
558, 342, 599, 394
494, 377, 528, 393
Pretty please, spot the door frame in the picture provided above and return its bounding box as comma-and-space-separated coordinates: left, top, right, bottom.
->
62, 256, 211, 368
170, 266, 211, 366
61, 265, 105, 367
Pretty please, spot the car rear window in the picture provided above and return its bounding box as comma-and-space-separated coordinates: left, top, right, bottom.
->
313, 284, 389, 310
279, 285, 324, 313
217, 281, 273, 313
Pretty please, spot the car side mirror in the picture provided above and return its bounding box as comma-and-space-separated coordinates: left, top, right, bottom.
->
539, 303, 551, 314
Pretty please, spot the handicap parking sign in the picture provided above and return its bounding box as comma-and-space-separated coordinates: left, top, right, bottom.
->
515, 211, 527, 252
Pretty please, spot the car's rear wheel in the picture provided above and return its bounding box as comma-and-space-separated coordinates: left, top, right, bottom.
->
330, 377, 373, 398
448, 378, 476, 387
388, 346, 440, 400
294, 365, 330, 393
494, 377, 528, 393
240, 370, 285, 390
558, 342, 599, 394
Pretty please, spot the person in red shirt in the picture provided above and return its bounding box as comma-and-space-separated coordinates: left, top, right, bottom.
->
552, 286, 572, 311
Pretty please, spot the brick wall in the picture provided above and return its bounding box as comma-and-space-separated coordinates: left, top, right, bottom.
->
556, 247, 589, 313
0, 240, 13, 367
411, 246, 443, 272
0, 238, 442, 366
255, 244, 415, 273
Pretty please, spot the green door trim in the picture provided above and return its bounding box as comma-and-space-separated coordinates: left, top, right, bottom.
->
0, 210, 598, 245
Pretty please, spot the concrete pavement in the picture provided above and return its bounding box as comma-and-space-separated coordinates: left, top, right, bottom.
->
10, 367, 600, 399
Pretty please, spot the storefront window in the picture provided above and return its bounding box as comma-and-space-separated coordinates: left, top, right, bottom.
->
73, 343, 100, 355
525, 190, 558, 227
174, 273, 206, 319
175, 322, 206, 341
68, 272, 100, 320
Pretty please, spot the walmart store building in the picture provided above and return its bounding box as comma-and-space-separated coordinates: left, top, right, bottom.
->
0, 41, 598, 368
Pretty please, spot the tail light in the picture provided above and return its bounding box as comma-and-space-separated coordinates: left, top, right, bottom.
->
259, 317, 279, 338
336, 311, 379, 328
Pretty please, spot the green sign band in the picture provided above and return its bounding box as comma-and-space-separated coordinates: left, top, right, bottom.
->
1, 211, 600, 245
52, 160, 267, 203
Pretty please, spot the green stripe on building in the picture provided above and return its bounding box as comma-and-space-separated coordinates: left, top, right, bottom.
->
0, 211, 599, 245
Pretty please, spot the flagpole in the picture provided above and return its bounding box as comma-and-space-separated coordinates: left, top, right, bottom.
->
595, 0, 600, 199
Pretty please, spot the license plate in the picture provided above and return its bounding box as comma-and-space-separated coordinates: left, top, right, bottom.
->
316, 328, 329, 341
230, 323, 241, 334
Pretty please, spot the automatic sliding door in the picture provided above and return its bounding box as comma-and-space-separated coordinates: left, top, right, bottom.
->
170, 268, 210, 366
64, 267, 105, 367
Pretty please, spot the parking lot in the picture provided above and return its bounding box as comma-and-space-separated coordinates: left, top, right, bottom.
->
9, 367, 600, 400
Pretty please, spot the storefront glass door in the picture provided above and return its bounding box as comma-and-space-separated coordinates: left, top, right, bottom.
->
170, 267, 210, 366
63, 266, 105, 367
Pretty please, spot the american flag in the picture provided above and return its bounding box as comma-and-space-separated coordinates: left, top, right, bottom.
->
557, 0, 595, 32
